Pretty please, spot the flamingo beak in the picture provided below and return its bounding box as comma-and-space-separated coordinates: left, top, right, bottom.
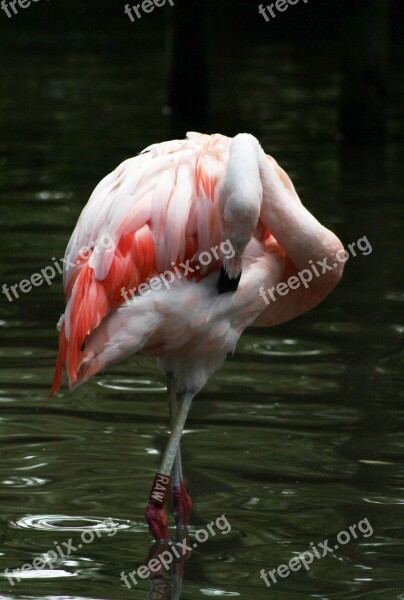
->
218, 254, 242, 294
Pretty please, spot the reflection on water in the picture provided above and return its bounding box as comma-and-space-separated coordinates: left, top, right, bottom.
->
0, 14, 403, 600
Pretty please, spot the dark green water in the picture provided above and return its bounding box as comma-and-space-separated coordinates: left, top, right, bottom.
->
0, 12, 404, 600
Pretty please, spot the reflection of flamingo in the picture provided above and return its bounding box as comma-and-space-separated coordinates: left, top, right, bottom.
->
51, 132, 344, 540
145, 524, 192, 599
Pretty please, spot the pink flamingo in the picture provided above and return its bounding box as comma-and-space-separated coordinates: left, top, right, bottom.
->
51, 132, 344, 540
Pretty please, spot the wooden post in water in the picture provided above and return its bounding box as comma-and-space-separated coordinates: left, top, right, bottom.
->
339, 0, 390, 145
165, 0, 208, 119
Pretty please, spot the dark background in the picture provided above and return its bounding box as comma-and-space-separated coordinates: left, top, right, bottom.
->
0, 1, 403, 599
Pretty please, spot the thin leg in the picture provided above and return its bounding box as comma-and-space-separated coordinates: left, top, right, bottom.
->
168, 373, 183, 488
160, 392, 192, 475
145, 390, 194, 540
168, 374, 192, 528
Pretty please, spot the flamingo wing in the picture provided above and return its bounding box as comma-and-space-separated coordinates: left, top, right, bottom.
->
51, 133, 229, 394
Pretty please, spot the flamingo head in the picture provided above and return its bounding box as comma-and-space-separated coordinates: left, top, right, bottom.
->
218, 133, 263, 293
220, 201, 260, 280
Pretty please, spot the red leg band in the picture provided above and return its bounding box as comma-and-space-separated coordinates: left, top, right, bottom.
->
148, 473, 172, 506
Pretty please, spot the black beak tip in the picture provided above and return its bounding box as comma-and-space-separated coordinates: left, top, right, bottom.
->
218, 266, 241, 294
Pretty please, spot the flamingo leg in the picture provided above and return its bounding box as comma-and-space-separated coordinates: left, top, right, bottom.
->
167, 374, 192, 530
145, 388, 194, 540
168, 373, 183, 488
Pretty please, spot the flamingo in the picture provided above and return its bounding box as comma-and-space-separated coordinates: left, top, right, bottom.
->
51, 132, 344, 540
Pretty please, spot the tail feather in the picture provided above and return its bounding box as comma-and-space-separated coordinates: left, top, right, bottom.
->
66, 268, 109, 387
50, 224, 159, 393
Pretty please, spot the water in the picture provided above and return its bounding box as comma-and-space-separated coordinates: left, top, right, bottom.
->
0, 10, 403, 600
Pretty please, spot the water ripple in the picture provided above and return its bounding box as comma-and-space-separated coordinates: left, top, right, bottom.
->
243, 337, 338, 357
11, 514, 131, 532
96, 377, 166, 392
2, 476, 49, 487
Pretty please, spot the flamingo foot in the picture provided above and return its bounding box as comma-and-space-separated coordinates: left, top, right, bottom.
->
145, 501, 170, 541
173, 481, 192, 528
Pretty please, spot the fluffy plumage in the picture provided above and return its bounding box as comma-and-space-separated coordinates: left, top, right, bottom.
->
51, 132, 343, 395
